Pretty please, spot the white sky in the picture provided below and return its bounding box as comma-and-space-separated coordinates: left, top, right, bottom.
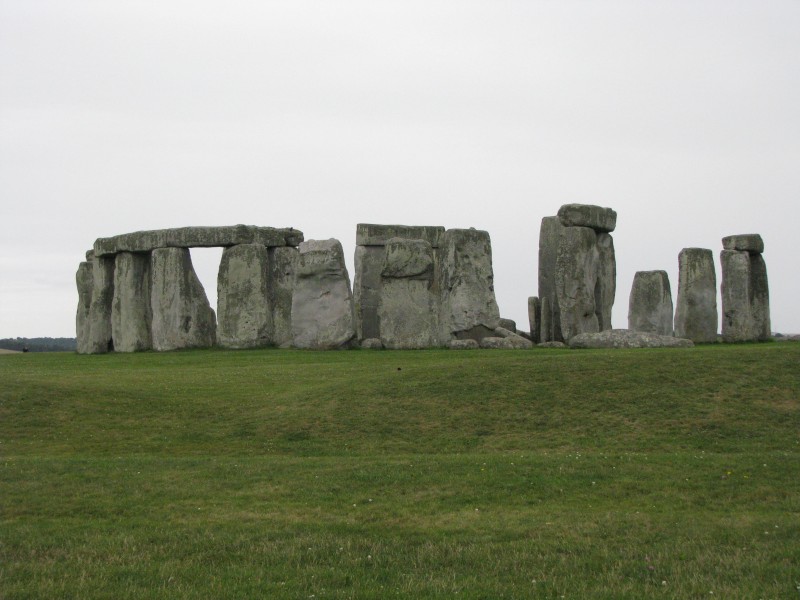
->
1, 1, 798, 338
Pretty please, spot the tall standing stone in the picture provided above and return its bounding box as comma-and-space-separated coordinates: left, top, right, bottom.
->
291, 239, 356, 349
378, 238, 438, 349
269, 246, 298, 347
86, 254, 116, 353
721, 234, 770, 342
111, 252, 153, 352
537, 216, 564, 342
674, 248, 717, 343
438, 228, 501, 342
595, 232, 616, 331
150, 247, 216, 351
216, 243, 271, 348
527, 296, 541, 343
75, 256, 94, 354
555, 226, 600, 341
628, 270, 673, 335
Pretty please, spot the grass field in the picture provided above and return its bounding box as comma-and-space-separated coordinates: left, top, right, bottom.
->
1, 344, 799, 598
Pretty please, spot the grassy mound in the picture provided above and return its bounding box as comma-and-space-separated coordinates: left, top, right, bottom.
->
1, 344, 798, 598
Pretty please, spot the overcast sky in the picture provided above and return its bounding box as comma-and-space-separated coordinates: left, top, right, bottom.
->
1, 1, 798, 339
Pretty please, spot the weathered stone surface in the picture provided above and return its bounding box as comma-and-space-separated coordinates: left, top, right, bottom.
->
538, 341, 567, 348
356, 224, 445, 247
527, 296, 541, 343
86, 255, 115, 354
557, 204, 617, 233
94, 225, 303, 256
628, 270, 673, 336
448, 339, 479, 350
499, 318, 517, 332
216, 244, 270, 348
150, 248, 216, 351
479, 337, 514, 349
568, 329, 694, 349
595, 232, 615, 331
674, 248, 718, 343
291, 239, 356, 349
555, 226, 599, 341
269, 246, 298, 347
538, 217, 564, 342
721, 249, 771, 342
75, 260, 94, 354
378, 239, 438, 349
360, 338, 383, 349
439, 228, 500, 340
492, 327, 534, 349
111, 252, 152, 352
722, 234, 764, 254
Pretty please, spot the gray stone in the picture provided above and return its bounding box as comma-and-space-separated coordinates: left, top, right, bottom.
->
628, 270, 673, 336
721, 249, 771, 342
499, 318, 517, 332
722, 234, 764, 254
595, 232, 616, 331
479, 337, 515, 349
555, 226, 600, 341
568, 329, 694, 349
291, 239, 356, 349
537, 217, 564, 342
86, 254, 115, 354
216, 244, 271, 348
527, 297, 541, 343
557, 204, 617, 233
537, 341, 567, 348
360, 338, 384, 349
356, 224, 445, 247
438, 228, 501, 341
268, 246, 298, 347
111, 252, 152, 352
150, 248, 216, 351
75, 260, 94, 354
448, 339, 480, 350
674, 248, 718, 343
94, 225, 303, 256
492, 327, 534, 349
378, 239, 438, 349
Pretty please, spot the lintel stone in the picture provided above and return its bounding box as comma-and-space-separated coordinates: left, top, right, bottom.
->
356, 224, 445, 247
557, 204, 617, 233
722, 234, 764, 254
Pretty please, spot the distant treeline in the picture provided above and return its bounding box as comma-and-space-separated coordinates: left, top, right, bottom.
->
0, 338, 77, 352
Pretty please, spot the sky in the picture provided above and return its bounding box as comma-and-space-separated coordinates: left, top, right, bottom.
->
1, 1, 799, 339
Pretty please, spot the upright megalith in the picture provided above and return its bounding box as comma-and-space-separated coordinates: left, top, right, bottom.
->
527, 296, 541, 343
86, 254, 116, 354
674, 248, 717, 343
438, 228, 501, 342
75, 256, 94, 354
628, 270, 673, 335
721, 234, 770, 342
291, 239, 356, 349
268, 246, 298, 347
111, 252, 152, 352
150, 247, 216, 351
378, 238, 438, 349
216, 243, 271, 348
538, 204, 617, 342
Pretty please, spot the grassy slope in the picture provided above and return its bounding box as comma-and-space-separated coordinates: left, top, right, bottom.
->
1, 345, 798, 598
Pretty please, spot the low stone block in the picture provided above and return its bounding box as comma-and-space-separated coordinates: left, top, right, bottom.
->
360, 338, 383, 349
492, 327, 533, 349
448, 339, 479, 350
628, 270, 673, 336
538, 341, 567, 348
479, 337, 514, 349
557, 204, 617, 232
568, 329, 694, 349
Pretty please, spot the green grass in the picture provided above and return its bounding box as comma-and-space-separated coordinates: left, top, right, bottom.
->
1, 344, 799, 598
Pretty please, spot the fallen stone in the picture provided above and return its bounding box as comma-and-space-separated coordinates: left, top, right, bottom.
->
568, 329, 694, 349
150, 247, 216, 351
499, 318, 517, 332
86, 255, 116, 353
216, 244, 271, 348
721, 234, 764, 254
674, 248, 718, 343
75, 260, 94, 354
291, 239, 356, 349
448, 339, 480, 350
493, 326, 534, 349
557, 204, 617, 233
628, 270, 673, 336
360, 338, 384, 349
721, 249, 771, 342
111, 252, 152, 352
479, 337, 515, 349
555, 226, 599, 341
537, 341, 567, 348
527, 296, 541, 343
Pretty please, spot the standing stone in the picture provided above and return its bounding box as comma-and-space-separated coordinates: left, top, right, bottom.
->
111, 252, 153, 352
595, 232, 616, 331
527, 296, 541, 343
555, 226, 600, 341
538, 216, 564, 342
721, 239, 770, 342
86, 254, 116, 353
217, 243, 271, 349
438, 228, 501, 342
291, 239, 356, 349
378, 238, 438, 349
269, 246, 298, 347
75, 258, 94, 354
674, 248, 717, 343
628, 270, 673, 336
150, 247, 216, 351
